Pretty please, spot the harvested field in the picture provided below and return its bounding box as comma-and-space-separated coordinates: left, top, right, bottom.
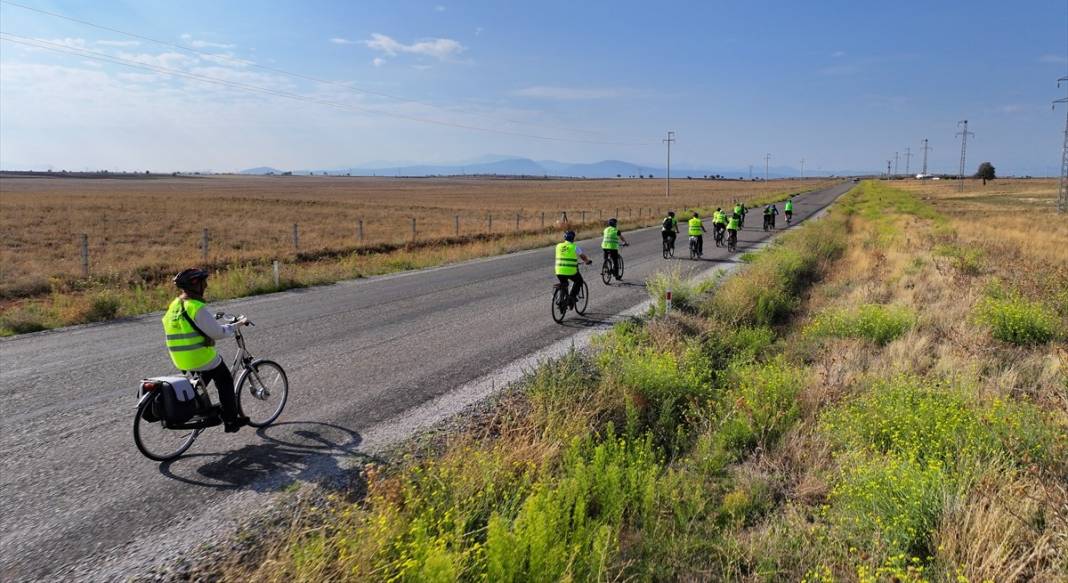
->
0, 174, 832, 299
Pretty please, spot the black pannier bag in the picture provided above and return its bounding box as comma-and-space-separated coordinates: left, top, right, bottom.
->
147, 376, 199, 425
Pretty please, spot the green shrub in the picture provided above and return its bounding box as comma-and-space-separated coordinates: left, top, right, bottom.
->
82, 292, 122, 323
934, 243, 984, 276
827, 453, 947, 559
805, 304, 914, 346
484, 432, 658, 582
0, 303, 50, 335
975, 295, 1060, 345
647, 268, 700, 314
716, 359, 806, 459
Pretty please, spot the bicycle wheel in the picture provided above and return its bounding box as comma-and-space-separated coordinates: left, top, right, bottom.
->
689, 240, 697, 260
601, 259, 613, 285
616, 255, 624, 279
133, 392, 199, 462
668, 239, 675, 258
662, 240, 670, 259
575, 281, 589, 315
236, 359, 289, 427
552, 287, 567, 323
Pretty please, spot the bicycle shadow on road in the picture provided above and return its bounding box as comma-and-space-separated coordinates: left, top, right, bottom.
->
157, 421, 374, 495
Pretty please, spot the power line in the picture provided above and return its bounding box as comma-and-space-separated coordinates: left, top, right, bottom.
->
764, 153, 771, 181
0, 33, 652, 146
956, 120, 974, 192
799, 158, 805, 178
903, 147, 912, 177
893, 151, 899, 177
0, 0, 629, 141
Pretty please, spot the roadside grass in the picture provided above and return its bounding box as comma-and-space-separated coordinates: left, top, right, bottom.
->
220, 180, 1067, 582
0, 181, 825, 336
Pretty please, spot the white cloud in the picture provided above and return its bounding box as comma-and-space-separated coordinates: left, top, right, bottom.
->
831, 50, 846, 58
330, 37, 357, 45
372, 57, 386, 67
434, 4, 446, 11
39, 37, 88, 50
189, 39, 236, 49
117, 51, 197, 70
96, 40, 141, 47
1039, 53, 1068, 64
511, 86, 631, 100
363, 33, 465, 61
475, 27, 484, 36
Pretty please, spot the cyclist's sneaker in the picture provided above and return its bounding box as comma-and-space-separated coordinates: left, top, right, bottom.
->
224, 415, 250, 433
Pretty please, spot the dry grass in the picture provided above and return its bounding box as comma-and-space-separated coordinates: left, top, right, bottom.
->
0, 174, 832, 299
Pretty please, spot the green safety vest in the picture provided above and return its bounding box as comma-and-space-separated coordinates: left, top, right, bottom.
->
162, 297, 217, 371
785, 200, 793, 211
733, 205, 742, 215
555, 241, 578, 276
601, 226, 620, 250
688, 217, 703, 236
727, 217, 740, 231
713, 211, 726, 224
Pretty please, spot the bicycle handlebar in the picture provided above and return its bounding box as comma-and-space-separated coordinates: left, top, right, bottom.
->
214, 312, 255, 327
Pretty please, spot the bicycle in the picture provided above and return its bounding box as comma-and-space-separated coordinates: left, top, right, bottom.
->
762, 214, 771, 232
662, 234, 675, 259
600, 244, 627, 285
713, 225, 725, 248
727, 229, 738, 252
688, 236, 700, 260
551, 269, 590, 323
786, 211, 793, 225
133, 313, 288, 461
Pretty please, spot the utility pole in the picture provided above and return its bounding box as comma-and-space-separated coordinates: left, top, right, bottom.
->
903, 147, 913, 177
764, 153, 771, 181
956, 120, 974, 192
1054, 77, 1068, 212
748, 164, 753, 180
893, 151, 899, 177
800, 158, 805, 179
886, 160, 892, 178
920, 138, 931, 176
663, 131, 675, 198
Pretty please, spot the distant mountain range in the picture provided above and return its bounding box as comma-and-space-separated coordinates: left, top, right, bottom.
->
240, 157, 864, 179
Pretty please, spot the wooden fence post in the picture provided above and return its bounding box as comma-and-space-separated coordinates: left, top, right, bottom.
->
292, 223, 299, 251
202, 228, 209, 261
455, 215, 460, 236
541, 211, 545, 229
515, 212, 520, 231
358, 219, 364, 243
80, 234, 89, 278
411, 217, 417, 241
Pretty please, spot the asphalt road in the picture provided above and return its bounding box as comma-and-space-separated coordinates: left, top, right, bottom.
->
0, 181, 852, 580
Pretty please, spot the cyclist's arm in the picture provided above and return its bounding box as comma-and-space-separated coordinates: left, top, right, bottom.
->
193, 307, 238, 340
619, 233, 628, 245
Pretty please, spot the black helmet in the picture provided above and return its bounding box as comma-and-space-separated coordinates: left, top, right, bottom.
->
563, 230, 576, 242
608, 218, 618, 227
716, 207, 722, 212
173, 267, 209, 291
667, 210, 675, 217
692, 212, 700, 218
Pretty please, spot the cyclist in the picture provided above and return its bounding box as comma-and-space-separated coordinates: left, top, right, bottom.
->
163, 268, 250, 433
602, 218, 628, 279
660, 211, 678, 253
688, 212, 707, 256
555, 230, 593, 307
769, 203, 780, 228
726, 212, 741, 248
712, 207, 727, 245
738, 202, 748, 228
784, 197, 794, 223
762, 205, 773, 231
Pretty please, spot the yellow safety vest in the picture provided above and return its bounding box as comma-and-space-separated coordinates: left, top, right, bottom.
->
713, 211, 726, 225
555, 242, 578, 276
162, 298, 217, 371
601, 226, 620, 250
688, 217, 703, 236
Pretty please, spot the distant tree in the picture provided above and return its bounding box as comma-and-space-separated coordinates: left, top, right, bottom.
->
687, 176, 692, 180
975, 162, 996, 185
616, 174, 622, 178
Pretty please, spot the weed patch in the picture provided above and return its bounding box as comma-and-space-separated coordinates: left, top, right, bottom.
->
975, 294, 1062, 345
805, 304, 914, 346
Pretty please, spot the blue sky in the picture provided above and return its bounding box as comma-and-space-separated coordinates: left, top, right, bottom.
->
1, 0, 1066, 174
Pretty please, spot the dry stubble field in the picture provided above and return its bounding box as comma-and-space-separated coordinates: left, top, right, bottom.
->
0, 174, 833, 333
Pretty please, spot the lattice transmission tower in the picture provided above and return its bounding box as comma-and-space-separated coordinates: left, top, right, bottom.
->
1055, 78, 1068, 213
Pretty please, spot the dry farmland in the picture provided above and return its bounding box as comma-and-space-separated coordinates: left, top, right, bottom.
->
0, 174, 833, 300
